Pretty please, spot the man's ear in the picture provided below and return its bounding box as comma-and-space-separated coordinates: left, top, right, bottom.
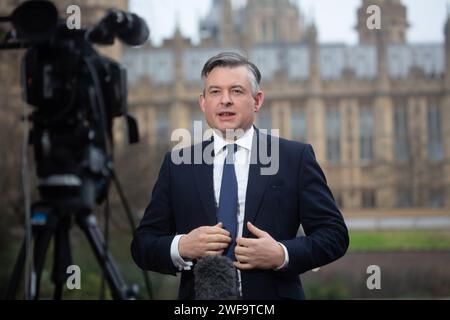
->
253, 91, 264, 113
199, 94, 206, 113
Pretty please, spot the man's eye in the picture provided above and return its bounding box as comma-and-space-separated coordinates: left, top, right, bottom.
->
210, 90, 220, 95
232, 89, 243, 95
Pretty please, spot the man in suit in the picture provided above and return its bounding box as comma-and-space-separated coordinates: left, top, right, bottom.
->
131, 52, 349, 300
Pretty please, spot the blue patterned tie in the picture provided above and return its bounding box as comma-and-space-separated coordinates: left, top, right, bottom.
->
217, 144, 238, 260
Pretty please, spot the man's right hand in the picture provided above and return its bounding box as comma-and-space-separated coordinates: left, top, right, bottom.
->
178, 223, 231, 260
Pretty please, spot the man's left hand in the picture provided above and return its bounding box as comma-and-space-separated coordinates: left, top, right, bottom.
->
234, 222, 285, 270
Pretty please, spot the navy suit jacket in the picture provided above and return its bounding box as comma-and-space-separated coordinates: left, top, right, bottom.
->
131, 129, 349, 300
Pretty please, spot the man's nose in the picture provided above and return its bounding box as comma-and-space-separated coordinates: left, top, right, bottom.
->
220, 91, 233, 106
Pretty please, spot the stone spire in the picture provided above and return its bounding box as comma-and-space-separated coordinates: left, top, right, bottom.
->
356, 0, 409, 44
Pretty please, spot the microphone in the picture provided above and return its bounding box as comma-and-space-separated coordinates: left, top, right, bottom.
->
193, 255, 239, 300
89, 10, 149, 46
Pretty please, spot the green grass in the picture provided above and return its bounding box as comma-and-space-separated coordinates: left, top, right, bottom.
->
349, 229, 450, 251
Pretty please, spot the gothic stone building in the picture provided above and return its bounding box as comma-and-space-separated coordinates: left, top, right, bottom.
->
123, 0, 450, 214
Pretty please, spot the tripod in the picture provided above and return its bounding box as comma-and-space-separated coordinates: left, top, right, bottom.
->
4, 201, 137, 300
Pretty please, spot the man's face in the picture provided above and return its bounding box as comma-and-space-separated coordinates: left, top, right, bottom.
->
199, 66, 264, 137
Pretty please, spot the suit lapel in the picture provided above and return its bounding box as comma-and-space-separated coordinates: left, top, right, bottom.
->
243, 129, 273, 237
192, 138, 217, 225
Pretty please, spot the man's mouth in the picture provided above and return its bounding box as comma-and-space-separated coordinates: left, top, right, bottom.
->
218, 112, 236, 117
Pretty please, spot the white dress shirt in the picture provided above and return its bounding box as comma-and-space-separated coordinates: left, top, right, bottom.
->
170, 126, 289, 280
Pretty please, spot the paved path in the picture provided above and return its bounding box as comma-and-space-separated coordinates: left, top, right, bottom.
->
346, 216, 450, 230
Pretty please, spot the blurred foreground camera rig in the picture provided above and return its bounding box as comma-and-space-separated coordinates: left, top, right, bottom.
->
0, 0, 150, 300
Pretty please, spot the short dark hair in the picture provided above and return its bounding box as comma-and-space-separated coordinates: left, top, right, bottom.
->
201, 52, 262, 95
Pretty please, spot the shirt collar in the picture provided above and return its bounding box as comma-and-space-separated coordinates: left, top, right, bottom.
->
213, 126, 254, 156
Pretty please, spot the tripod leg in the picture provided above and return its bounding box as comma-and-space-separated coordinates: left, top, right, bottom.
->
51, 215, 73, 300
4, 206, 56, 300
76, 213, 134, 300
31, 220, 55, 300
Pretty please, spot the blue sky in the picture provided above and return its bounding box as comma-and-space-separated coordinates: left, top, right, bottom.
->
130, 0, 448, 46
